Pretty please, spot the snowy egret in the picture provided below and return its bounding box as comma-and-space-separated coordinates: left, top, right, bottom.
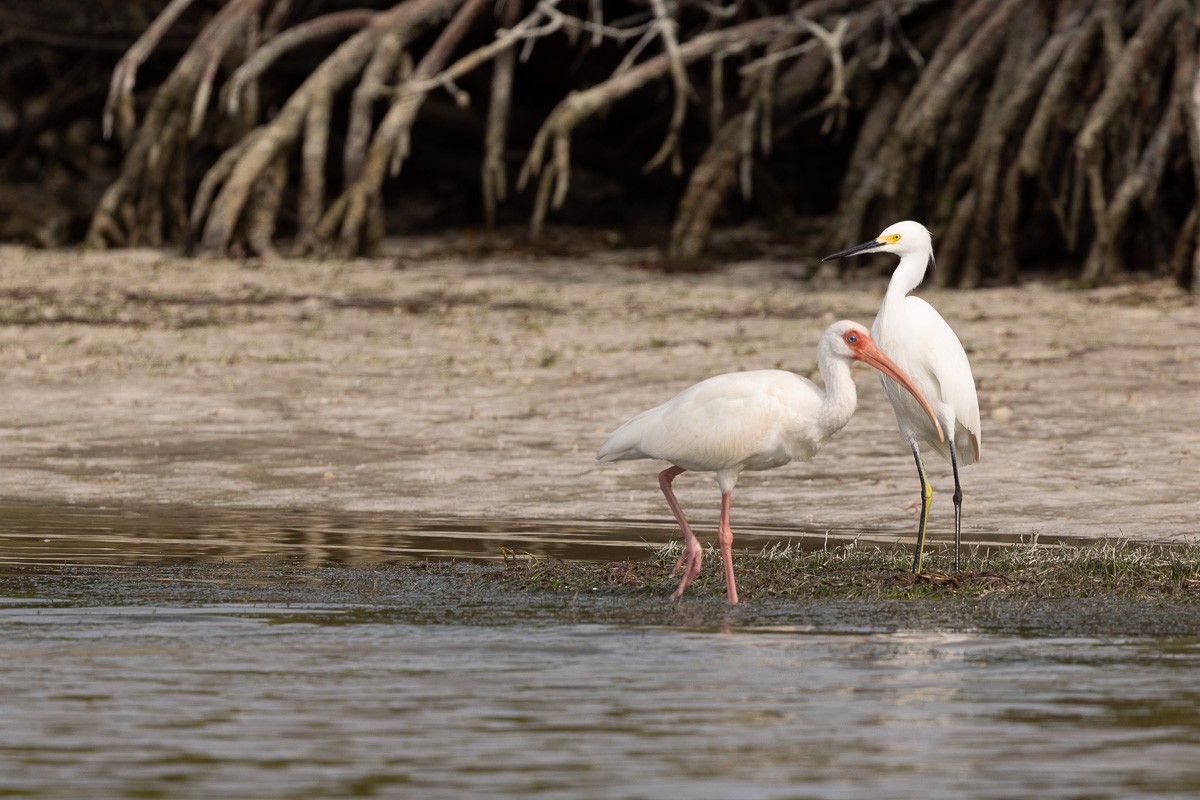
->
823, 221, 981, 573
597, 320, 944, 604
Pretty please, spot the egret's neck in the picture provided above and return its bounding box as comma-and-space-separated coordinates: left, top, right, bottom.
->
885, 252, 928, 303
876, 251, 928, 335
816, 357, 858, 440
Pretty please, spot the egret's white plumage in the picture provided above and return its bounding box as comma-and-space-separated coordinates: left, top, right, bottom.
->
823, 221, 981, 572
598, 320, 943, 605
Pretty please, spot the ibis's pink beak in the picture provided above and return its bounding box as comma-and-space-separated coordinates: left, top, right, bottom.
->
854, 338, 945, 443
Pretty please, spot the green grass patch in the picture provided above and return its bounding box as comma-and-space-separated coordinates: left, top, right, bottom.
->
497, 538, 1200, 602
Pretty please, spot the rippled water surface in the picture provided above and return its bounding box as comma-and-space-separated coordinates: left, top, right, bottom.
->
3, 609, 1199, 799
2, 504, 1199, 799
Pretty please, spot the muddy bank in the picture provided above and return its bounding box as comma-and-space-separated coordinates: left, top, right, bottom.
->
0, 243, 1197, 552
5, 559, 1200, 638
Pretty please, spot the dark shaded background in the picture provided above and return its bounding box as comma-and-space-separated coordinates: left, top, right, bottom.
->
2, 0, 1197, 290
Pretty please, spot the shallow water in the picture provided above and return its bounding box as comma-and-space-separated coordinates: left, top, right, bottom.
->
2, 504, 1199, 799
0, 501, 1089, 571
2, 604, 1199, 799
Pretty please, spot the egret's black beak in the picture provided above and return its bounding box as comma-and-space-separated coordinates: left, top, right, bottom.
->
822, 239, 882, 261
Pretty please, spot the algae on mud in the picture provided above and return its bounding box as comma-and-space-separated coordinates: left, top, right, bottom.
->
5, 536, 1200, 636
496, 539, 1200, 602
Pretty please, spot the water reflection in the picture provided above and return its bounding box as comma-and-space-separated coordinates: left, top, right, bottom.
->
0, 503, 665, 567
0, 502, 1095, 569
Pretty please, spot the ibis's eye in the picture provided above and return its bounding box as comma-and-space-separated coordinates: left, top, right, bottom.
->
846, 333, 858, 344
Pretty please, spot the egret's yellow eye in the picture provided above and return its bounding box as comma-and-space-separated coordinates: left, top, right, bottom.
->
890, 234, 902, 243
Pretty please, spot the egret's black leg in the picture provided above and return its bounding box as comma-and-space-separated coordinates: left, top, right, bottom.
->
949, 439, 963, 572
910, 442, 932, 574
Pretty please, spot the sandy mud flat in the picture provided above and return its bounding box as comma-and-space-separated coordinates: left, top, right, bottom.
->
0, 242, 1196, 550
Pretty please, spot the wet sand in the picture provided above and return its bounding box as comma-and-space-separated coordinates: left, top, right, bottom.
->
1, 242, 1196, 551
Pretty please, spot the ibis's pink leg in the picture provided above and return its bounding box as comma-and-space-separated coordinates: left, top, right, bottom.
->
657, 466, 703, 599
717, 491, 739, 605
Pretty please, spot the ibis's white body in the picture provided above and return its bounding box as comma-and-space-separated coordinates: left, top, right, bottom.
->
597, 367, 857, 494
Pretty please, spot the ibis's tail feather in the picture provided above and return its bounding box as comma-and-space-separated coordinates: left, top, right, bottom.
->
596, 405, 662, 463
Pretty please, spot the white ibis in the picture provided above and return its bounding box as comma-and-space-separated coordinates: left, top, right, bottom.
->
823, 221, 981, 573
597, 320, 944, 604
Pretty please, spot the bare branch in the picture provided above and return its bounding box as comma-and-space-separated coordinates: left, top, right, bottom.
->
103, 0, 199, 142
518, 13, 786, 231
642, 0, 690, 175
224, 10, 378, 115
199, 0, 461, 254
483, 0, 523, 230
738, 40, 819, 77
329, 0, 490, 253
345, 27, 408, 184
1075, 0, 1182, 160
796, 17, 849, 134
297, 93, 333, 250
401, 0, 561, 96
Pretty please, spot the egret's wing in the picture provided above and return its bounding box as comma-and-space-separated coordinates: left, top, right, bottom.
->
907, 298, 981, 462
